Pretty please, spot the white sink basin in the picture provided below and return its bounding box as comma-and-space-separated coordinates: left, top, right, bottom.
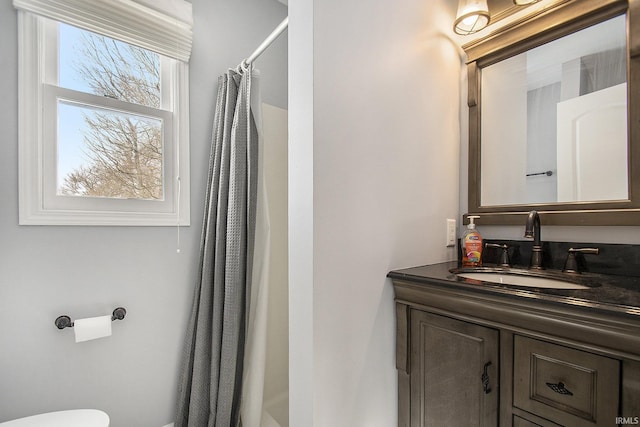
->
457, 272, 589, 289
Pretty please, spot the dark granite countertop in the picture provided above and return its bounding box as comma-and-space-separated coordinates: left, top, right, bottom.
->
388, 261, 640, 319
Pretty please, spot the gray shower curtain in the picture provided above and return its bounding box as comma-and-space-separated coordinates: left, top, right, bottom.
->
176, 64, 258, 427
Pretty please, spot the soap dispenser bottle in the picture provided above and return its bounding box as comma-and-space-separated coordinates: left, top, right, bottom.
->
462, 215, 483, 267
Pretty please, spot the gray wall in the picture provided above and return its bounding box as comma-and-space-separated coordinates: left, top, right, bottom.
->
288, 0, 463, 424
0, 0, 287, 426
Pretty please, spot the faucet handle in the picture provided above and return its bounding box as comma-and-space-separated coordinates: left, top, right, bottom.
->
485, 243, 510, 267
563, 247, 600, 273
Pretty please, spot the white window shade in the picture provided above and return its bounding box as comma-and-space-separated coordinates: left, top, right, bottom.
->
13, 0, 193, 61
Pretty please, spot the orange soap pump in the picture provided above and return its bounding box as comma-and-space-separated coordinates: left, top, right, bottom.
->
461, 215, 483, 267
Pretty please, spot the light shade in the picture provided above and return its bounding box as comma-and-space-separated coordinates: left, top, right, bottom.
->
454, 0, 490, 35
513, 0, 540, 4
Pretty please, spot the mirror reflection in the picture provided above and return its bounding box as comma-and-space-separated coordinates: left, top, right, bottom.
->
480, 15, 627, 206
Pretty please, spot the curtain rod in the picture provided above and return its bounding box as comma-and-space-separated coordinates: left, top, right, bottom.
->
241, 17, 288, 68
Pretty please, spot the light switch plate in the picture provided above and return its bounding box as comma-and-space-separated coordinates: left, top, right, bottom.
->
446, 219, 456, 247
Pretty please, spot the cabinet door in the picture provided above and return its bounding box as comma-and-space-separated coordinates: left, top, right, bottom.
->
410, 310, 499, 427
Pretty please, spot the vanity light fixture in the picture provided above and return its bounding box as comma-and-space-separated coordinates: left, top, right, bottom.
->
454, 0, 490, 35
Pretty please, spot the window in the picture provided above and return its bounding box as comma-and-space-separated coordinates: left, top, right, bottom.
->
14, 0, 193, 225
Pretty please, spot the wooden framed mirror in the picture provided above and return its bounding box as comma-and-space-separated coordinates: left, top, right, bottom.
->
463, 0, 640, 225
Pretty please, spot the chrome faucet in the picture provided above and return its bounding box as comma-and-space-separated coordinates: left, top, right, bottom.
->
524, 210, 543, 269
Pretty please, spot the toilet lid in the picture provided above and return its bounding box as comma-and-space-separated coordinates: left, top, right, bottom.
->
0, 410, 109, 427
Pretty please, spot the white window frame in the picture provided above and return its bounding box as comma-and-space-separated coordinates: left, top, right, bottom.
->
16, 0, 191, 226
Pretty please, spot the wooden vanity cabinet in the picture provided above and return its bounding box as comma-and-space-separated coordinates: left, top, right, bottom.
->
393, 277, 640, 427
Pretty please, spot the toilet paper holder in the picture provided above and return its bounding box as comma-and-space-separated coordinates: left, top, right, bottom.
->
55, 307, 127, 329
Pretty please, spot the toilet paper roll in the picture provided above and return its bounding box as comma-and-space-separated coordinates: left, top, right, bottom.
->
74, 315, 112, 343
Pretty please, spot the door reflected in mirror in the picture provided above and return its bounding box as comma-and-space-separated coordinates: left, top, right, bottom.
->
480, 15, 627, 206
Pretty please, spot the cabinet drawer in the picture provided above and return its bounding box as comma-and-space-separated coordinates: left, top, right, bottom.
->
513, 411, 563, 427
513, 335, 620, 426
513, 415, 542, 427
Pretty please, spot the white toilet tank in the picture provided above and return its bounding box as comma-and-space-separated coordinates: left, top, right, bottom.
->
0, 410, 109, 427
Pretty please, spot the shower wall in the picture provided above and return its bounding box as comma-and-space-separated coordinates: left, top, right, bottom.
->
261, 103, 289, 426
